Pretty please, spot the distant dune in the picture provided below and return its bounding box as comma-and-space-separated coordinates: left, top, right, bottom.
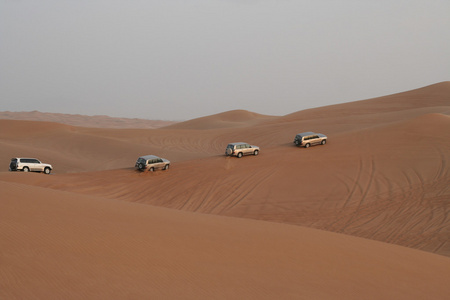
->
163, 109, 278, 130
1, 82, 449, 299
0, 110, 177, 129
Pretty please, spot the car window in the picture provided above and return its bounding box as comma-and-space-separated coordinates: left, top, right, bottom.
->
31, 159, 40, 163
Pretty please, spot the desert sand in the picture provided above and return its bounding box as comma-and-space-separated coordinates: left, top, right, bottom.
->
0, 110, 177, 129
1, 82, 450, 299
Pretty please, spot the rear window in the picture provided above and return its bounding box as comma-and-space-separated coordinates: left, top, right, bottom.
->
11, 158, 17, 163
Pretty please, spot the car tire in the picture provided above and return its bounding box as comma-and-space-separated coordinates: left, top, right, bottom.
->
138, 163, 144, 170
305, 143, 310, 148
321, 140, 326, 145
23, 167, 30, 172
237, 152, 243, 158
163, 164, 169, 170
295, 140, 300, 146
149, 167, 155, 172
254, 150, 259, 156
44, 167, 51, 174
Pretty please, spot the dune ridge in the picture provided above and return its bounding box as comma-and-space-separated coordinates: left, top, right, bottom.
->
0, 110, 177, 129
163, 109, 278, 130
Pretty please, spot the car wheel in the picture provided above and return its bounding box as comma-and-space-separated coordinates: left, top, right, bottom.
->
138, 163, 144, 170
23, 167, 30, 172
237, 152, 243, 158
254, 150, 259, 156
164, 164, 169, 170
295, 140, 300, 146
321, 140, 326, 145
305, 143, 310, 148
149, 167, 155, 172
44, 167, 51, 174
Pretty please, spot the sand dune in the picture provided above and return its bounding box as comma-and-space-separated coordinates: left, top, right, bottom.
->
163, 109, 277, 130
1, 82, 450, 298
0, 110, 177, 129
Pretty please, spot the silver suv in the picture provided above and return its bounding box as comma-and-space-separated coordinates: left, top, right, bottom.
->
135, 155, 170, 172
225, 142, 260, 158
9, 158, 53, 174
294, 132, 327, 148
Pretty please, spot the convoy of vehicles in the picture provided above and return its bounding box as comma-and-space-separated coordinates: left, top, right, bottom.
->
8, 132, 327, 174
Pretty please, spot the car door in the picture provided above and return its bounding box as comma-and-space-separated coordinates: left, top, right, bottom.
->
148, 159, 157, 170
304, 136, 312, 146
243, 144, 252, 155
236, 145, 243, 156
30, 159, 40, 171
155, 158, 164, 170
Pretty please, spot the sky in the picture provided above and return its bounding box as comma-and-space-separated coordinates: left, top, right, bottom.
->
1, 0, 449, 121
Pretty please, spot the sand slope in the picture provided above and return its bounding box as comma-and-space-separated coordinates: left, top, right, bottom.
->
1, 82, 450, 298
1, 181, 450, 299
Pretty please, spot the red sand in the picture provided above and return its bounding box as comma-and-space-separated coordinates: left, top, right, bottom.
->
1, 82, 450, 299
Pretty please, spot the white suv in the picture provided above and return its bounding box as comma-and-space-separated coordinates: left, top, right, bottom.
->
293, 132, 327, 148
225, 142, 260, 158
9, 158, 53, 174
135, 155, 170, 172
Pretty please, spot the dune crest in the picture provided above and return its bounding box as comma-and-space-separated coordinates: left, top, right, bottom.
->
163, 109, 277, 130
0, 110, 177, 129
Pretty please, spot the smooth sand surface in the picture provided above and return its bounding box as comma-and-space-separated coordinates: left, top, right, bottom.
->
1, 82, 450, 299
0, 110, 177, 129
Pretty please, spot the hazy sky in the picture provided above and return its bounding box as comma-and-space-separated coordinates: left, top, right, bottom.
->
1, 1, 449, 120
